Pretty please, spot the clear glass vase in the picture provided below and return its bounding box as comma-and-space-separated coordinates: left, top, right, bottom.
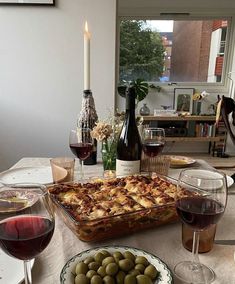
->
101, 139, 116, 171
139, 103, 150, 116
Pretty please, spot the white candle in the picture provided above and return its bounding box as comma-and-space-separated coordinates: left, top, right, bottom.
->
84, 21, 90, 90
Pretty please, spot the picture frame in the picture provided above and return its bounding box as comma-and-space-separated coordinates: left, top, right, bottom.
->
173, 88, 195, 114
0, 0, 54, 4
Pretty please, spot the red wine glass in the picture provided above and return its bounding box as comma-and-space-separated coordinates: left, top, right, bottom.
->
0, 183, 55, 284
142, 127, 165, 172
174, 169, 227, 283
69, 128, 93, 181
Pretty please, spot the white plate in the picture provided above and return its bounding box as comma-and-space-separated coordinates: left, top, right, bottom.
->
0, 166, 65, 185
170, 155, 196, 168
60, 245, 173, 284
0, 189, 39, 213
0, 250, 34, 284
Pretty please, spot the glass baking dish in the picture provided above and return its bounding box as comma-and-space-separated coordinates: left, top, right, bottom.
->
48, 175, 189, 242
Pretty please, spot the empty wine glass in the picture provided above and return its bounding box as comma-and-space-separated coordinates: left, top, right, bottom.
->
174, 169, 228, 283
142, 127, 165, 173
0, 183, 55, 284
69, 128, 93, 181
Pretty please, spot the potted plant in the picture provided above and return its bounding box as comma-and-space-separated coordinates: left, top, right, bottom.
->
117, 78, 161, 105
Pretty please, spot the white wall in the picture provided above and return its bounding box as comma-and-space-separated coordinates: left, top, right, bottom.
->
0, 0, 117, 171
207, 29, 221, 83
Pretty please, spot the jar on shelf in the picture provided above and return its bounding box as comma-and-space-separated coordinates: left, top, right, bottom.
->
139, 103, 150, 116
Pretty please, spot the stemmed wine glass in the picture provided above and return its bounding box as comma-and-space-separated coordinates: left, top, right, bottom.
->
142, 127, 165, 172
0, 183, 55, 284
174, 168, 228, 283
69, 128, 93, 181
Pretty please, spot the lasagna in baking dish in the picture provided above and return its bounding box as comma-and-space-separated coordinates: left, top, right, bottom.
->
48, 175, 192, 242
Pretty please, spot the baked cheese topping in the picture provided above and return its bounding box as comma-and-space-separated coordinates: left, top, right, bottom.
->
49, 175, 192, 221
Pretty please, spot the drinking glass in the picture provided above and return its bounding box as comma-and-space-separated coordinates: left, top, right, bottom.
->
174, 169, 227, 283
69, 128, 93, 181
0, 183, 55, 284
142, 127, 165, 172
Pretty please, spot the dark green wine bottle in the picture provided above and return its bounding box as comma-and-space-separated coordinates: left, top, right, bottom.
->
116, 87, 142, 176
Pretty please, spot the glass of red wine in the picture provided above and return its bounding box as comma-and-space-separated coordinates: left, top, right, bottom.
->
69, 128, 93, 181
174, 168, 227, 283
0, 183, 55, 284
142, 127, 165, 173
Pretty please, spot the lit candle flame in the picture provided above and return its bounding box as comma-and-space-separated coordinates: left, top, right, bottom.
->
85, 21, 89, 34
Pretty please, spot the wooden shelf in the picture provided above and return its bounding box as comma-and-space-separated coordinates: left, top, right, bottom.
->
139, 115, 216, 121
165, 136, 225, 142
138, 115, 226, 154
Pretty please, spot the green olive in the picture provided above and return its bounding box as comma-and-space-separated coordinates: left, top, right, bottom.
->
102, 256, 115, 267
88, 261, 100, 271
135, 256, 149, 267
135, 264, 145, 273
114, 256, 121, 264
116, 270, 126, 284
97, 265, 106, 277
74, 250, 158, 284
86, 270, 97, 279
106, 262, 119, 276
113, 252, 124, 263
136, 275, 153, 284
103, 275, 115, 284
123, 251, 135, 261
128, 269, 141, 277
90, 274, 103, 284
101, 250, 111, 257
119, 259, 134, 272
94, 252, 106, 264
113, 251, 124, 260
83, 256, 95, 265
75, 262, 88, 275
144, 264, 159, 280
124, 274, 137, 284
74, 274, 89, 284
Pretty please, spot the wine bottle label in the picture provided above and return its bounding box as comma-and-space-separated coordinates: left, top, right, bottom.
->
116, 159, 140, 176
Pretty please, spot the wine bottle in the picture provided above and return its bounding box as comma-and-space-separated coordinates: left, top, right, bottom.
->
78, 90, 98, 165
116, 87, 142, 176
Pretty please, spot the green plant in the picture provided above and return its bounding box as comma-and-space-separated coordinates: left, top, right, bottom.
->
119, 20, 165, 81
118, 79, 161, 103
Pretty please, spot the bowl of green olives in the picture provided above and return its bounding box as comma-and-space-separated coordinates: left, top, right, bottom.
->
60, 245, 173, 284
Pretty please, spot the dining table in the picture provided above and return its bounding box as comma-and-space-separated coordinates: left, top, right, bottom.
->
2, 157, 235, 284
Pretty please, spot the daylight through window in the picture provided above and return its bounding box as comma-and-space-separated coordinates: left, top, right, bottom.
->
119, 19, 229, 84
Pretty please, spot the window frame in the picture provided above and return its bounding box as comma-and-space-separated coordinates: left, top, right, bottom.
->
116, 14, 235, 94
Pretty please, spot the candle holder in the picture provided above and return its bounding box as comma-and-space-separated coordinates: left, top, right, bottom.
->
78, 90, 98, 128
103, 170, 116, 179
78, 89, 98, 165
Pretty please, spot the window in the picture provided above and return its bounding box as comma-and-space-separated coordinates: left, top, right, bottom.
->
119, 19, 230, 85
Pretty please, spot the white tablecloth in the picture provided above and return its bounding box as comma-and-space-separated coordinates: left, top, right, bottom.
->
6, 158, 235, 283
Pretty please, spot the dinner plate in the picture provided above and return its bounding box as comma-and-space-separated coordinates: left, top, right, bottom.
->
0, 189, 39, 213
170, 155, 196, 168
0, 250, 34, 284
60, 245, 173, 284
0, 166, 66, 185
